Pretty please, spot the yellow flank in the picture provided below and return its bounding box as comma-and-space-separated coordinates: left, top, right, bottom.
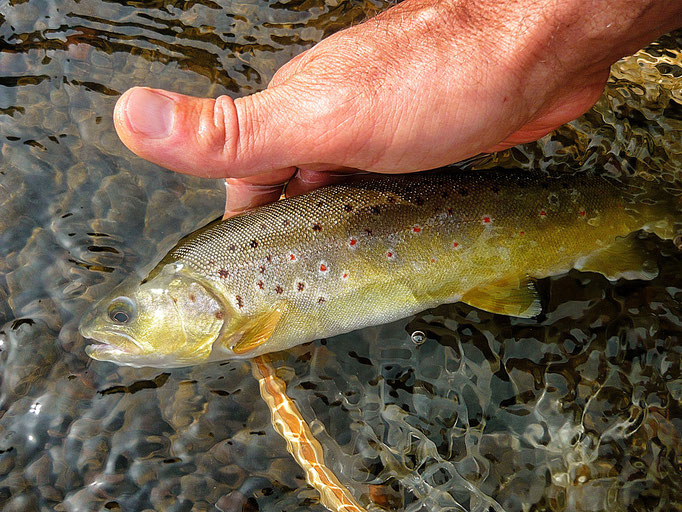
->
252, 355, 367, 512
79, 168, 681, 367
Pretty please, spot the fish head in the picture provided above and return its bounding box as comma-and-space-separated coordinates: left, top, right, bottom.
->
79, 264, 225, 367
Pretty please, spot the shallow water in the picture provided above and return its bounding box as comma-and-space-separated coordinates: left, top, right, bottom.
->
0, 1, 680, 510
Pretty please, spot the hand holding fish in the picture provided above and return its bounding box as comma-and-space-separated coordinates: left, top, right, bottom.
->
112, 0, 680, 216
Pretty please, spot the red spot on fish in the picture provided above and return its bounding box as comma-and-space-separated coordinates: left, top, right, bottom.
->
453, 242, 459, 248
342, 272, 348, 279
257, 280, 264, 289
483, 216, 491, 224
519, 231, 525, 236
236, 295, 244, 308
349, 238, 357, 247
579, 210, 586, 217
387, 251, 394, 259
431, 258, 436, 263
290, 253, 296, 261
320, 263, 328, 272
413, 226, 421, 233
540, 210, 546, 217
218, 269, 229, 279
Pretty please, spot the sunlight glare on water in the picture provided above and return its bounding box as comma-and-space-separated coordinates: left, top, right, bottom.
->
0, 0, 680, 509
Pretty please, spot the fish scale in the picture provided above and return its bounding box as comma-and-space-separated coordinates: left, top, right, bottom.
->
80, 168, 680, 366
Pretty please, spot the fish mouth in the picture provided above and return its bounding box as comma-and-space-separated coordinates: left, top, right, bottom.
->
79, 323, 144, 359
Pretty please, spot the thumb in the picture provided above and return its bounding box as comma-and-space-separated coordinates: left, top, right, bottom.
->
113, 86, 313, 179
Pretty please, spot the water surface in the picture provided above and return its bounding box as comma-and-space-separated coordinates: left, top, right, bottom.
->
0, 2, 680, 511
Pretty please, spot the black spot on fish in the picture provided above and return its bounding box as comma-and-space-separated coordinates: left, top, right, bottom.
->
297, 282, 305, 291
312, 223, 322, 231
260, 223, 268, 231
250, 240, 258, 248
236, 295, 244, 308
257, 280, 264, 289
259, 265, 266, 274
317, 201, 324, 207
283, 219, 290, 227
266, 255, 273, 263
370, 206, 380, 215
414, 197, 424, 206
189, 293, 196, 302
344, 204, 353, 212
446, 208, 453, 216
229, 244, 236, 251
441, 191, 449, 199
218, 269, 229, 279
318, 296, 326, 303
387, 196, 396, 203
364, 228, 373, 236
275, 285, 283, 294
541, 182, 549, 189
215, 311, 224, 320
491, 186, 500, 194
460, 189, 469, 196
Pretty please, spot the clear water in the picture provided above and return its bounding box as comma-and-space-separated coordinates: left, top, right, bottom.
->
0, 1, 680, 510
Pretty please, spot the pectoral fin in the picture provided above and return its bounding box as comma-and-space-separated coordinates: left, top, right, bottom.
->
232, 306, 284, 355
575, 233, 658, 281
461, 274, 541, 318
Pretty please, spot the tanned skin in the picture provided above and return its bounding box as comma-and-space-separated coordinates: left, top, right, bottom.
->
112, 0, 682, 216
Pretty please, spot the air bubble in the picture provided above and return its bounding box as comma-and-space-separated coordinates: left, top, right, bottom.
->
411, 331, 426, 345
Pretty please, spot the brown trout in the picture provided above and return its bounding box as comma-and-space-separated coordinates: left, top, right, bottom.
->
79, 169, 679, 367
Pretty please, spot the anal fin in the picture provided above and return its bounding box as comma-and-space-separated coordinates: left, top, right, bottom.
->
574, 232, 658, 281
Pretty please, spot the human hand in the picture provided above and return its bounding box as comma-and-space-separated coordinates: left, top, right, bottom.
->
112, 0, 681, 217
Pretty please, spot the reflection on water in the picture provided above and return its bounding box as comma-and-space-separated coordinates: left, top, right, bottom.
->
0, 0, 680, 509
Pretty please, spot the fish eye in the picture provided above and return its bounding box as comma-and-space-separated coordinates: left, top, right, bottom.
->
107, 297, 136, 324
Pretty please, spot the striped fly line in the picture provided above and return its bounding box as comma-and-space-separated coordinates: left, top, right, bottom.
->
252, 355, 368, 512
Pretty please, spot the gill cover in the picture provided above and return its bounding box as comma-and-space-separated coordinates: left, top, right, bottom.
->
79, 264, 225, 367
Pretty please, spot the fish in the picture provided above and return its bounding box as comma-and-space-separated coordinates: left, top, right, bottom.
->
78, 168, 681, 367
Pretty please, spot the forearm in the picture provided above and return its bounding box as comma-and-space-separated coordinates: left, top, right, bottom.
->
433, 0, 682, 81
369, 0, 682, 107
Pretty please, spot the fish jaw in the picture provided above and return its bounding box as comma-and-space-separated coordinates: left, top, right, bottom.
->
81, 326, 196, 368
79, 316, 146, 364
